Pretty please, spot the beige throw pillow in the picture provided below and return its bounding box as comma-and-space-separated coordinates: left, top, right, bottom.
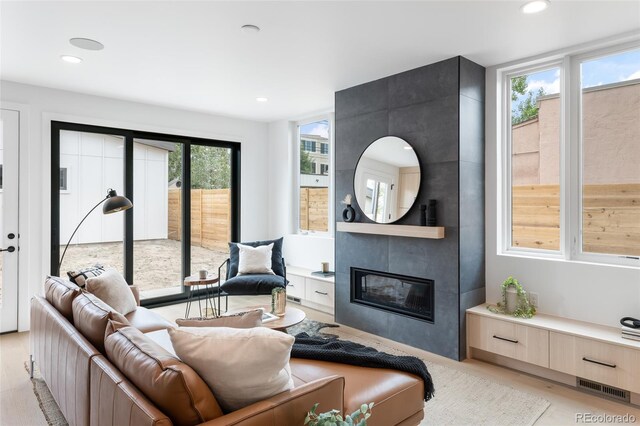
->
237, 243, 275, 275
85, 269, 137, 315
176, 309, 262, 328
169, 326, 294, 412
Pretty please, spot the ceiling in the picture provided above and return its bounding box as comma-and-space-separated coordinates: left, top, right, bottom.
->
2, 1, 639, 122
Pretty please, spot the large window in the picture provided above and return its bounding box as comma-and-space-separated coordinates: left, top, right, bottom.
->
509, 66, 561, 251
51, 122, 240, 306
298, 119, 331, 234
501, 44, 640, 266
580, 50, 640, 259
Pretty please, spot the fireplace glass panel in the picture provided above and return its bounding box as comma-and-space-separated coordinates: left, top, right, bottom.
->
351, 268, 434, 322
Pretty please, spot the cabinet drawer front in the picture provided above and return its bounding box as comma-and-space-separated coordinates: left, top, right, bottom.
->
550, 332, 640, 393
468, 315, 549, 367
286, 275, 305, 299
305, 279, 334, 308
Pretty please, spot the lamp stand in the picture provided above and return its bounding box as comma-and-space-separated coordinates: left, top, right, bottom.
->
58, 195, 109, 272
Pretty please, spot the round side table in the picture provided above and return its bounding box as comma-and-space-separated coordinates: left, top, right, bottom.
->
183, 274, 219, 318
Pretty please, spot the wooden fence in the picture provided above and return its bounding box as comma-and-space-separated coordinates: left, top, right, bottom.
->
300, 187, 329, 232
168, 189, 230, 249
512, 183, 639, 256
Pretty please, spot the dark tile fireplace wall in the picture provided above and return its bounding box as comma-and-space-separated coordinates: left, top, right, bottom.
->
334, 56, 485, 360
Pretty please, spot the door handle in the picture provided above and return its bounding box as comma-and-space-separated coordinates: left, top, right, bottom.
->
0, 246, 15, 253
315, 290, 328, 296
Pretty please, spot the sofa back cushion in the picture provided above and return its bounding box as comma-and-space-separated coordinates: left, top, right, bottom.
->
44, 276, 82, 322
72, 292, 129, 353
104, 321, 223, 426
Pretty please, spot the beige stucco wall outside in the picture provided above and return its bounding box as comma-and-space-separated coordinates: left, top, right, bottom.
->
512, 79, 640, 184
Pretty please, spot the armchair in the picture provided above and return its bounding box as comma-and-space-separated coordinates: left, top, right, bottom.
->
216, 238, 288, 313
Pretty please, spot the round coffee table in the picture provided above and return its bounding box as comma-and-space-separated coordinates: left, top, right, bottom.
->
227, 305, 306, 332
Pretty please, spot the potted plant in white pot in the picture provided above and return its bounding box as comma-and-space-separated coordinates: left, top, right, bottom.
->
488, 276, 536, 319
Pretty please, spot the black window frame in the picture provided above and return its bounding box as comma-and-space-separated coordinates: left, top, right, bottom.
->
50, 121, 241, 308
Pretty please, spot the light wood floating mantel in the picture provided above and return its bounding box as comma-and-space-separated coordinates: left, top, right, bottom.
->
337, 222, 445, 239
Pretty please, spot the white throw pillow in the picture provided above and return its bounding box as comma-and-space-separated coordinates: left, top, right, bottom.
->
85, 269, 137, 316
168, 326, 294, 412
237, 243, 275, 275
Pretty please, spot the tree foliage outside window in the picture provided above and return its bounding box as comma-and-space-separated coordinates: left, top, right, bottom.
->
300, 143, 314, 174
168, 145, 231, 189
511, 75, 546, 125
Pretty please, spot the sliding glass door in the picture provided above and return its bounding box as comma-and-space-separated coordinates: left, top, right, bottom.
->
51, 122, 240, 307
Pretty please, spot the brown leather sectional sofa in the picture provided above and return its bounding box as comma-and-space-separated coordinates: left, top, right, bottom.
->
31, 276, 425, 426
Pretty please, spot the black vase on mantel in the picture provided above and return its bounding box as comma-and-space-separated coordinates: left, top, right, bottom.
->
420, 204, 427, 226
427, 199, 437, 226
342, 204, 356, 222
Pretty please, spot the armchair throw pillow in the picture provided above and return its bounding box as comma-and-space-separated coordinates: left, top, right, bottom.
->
237, 243, 275, 275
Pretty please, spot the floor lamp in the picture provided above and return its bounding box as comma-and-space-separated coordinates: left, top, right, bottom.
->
58, 188, 133, 271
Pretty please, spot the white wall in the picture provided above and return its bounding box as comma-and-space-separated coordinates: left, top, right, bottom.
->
0, 80, 270, 331
485, 64, 640, 329
267, 119, 335, 271
133, 142, 169, 241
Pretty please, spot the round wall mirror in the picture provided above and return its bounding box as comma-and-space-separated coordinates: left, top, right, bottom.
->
353, 136, 421, 224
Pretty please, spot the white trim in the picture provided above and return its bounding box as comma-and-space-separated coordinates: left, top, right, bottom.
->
496, 36, 640, 268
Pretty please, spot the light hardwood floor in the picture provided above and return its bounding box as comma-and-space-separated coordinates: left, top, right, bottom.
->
1, 295, 639, 425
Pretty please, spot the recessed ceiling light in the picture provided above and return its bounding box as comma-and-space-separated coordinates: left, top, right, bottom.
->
69, 38, 104, 51
61, 55, 83, 64
256, 97, 268, 102
403, 146, 413, 150
521, 0, 550, 14
241, 24, 261, 33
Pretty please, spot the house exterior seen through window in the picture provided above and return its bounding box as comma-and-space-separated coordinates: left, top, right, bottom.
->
298, 120, 330, 233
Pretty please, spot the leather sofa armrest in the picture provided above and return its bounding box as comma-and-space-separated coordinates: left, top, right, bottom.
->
197, 376, 345, 426
129, 285, 141, 306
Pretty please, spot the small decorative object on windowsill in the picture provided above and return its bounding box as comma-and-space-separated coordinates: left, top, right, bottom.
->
305, 402, 374, 426
341, 194, 356, 223
271, 287, 286, 316
427, 199, 437, 226
487, 276, 536, 318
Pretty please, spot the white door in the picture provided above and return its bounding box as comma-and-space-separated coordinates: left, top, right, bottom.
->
0, 109, 19, 333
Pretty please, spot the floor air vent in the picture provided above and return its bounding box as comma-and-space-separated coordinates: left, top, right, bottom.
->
576, 378, 629, 403
287, 295, 301, 304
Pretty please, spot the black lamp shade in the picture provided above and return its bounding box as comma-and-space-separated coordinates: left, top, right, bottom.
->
103, 191, 133, 214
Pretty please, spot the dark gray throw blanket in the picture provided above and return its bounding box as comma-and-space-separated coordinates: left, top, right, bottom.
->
292, 333, 434, 401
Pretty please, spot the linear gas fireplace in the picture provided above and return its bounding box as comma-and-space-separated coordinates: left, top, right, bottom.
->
350, 268, 434, 322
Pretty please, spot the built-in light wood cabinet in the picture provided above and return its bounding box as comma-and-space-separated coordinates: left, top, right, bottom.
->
467, 304, 640, 402
468, 314, 549, 367
550, 332, 640, 394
